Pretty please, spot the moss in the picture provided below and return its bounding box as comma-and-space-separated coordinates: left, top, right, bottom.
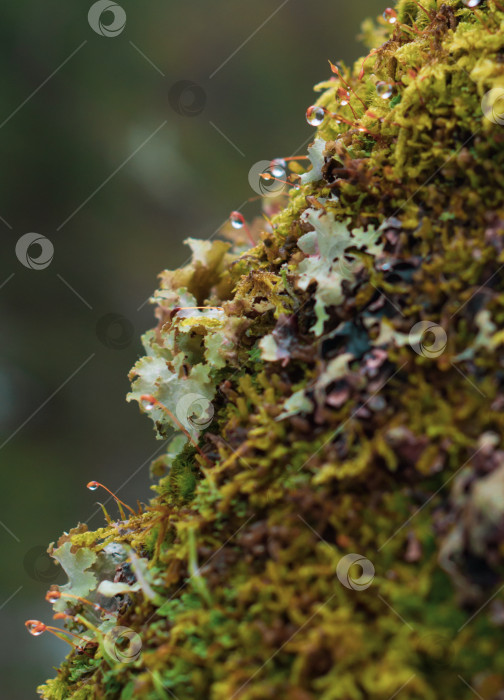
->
36, 1, 504, 698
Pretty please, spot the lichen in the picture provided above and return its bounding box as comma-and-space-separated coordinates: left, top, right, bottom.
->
35, 2, 504, 698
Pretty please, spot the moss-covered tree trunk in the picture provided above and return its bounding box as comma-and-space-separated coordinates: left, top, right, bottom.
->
34, 1, 504, 698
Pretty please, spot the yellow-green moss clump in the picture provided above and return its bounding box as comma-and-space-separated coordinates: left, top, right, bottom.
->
37, 2, 504, 698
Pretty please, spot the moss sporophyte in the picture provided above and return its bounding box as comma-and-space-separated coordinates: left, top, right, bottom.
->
31, 1, 504, 698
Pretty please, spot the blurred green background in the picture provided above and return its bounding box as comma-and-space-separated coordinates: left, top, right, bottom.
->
0, 1, 384, 697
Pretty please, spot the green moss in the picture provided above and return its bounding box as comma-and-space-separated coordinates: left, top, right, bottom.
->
36, 1, 504, 698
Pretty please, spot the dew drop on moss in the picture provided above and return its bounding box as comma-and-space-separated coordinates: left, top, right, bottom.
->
339, 91, 350, 106
376, 81, 393, 99
306, 106, 326, 126
383, 7, 398, 23
270, 159, 286, 178
230, 211, 245, 229
25, 620, 45, 636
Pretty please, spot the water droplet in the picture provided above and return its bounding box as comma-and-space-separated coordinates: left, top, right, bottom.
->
260, 173, 273, 181
339, 90, 350, 106
87, 481, 99, 491
93, 603, 102, 612
46, 591, 61, 604
270, 159, 286, 179
230, 211, 245, 229
26, 620, 46, 636
462, 0, 481, 5
369, 395, 387, 411
383, 7, 398, 23
376, 81, 394, 99
306, 105, 326, 127
140, 395, 156, 411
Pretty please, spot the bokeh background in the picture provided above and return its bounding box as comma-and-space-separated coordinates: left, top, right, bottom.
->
0, 1, 384, 697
